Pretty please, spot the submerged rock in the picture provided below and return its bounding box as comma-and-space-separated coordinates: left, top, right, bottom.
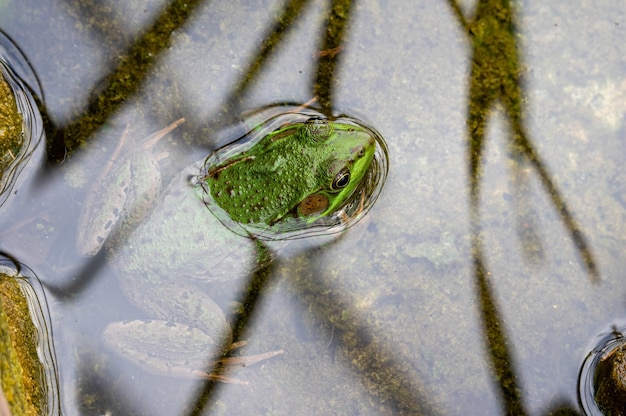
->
0, 70, 23, 186
594, 341, 626, 415
0, 273, 47, 416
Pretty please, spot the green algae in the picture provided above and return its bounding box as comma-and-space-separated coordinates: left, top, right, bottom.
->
0, 72, 23, 187
0, 274, 46, 416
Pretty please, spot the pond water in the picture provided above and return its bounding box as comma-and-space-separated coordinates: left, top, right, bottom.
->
1, 0, 625, 415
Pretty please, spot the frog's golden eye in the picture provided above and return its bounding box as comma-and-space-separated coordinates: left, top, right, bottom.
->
298, 193, 328, 216
331, 168, 351, 190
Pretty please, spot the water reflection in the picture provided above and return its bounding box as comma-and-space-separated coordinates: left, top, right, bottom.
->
448, 0, 596, 414
47, 0, 206, 161
0, 0, 620, 414
48, 0, 360, 159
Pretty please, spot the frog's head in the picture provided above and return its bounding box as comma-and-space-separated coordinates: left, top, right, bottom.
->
292, 117, 376, 221
203, 114, 379, 232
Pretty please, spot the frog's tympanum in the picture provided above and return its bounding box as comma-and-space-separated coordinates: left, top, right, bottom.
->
77, 106, 388, 382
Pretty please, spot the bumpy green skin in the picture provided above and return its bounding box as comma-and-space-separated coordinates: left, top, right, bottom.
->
206, 118, 375, 225
98, 117, 377, 376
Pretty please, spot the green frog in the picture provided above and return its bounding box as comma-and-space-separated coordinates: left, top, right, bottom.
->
76, 107, 386, 381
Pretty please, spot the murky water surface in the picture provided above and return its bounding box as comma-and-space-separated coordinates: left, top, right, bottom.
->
1, 1, 625, 415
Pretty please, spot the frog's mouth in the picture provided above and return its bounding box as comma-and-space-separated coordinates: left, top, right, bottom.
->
198, 107, 389, 241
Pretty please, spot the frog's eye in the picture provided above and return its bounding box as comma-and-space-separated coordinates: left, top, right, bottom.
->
304, 117, 330, 140
331, 168, 351, 190
305, 116, 325, 125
